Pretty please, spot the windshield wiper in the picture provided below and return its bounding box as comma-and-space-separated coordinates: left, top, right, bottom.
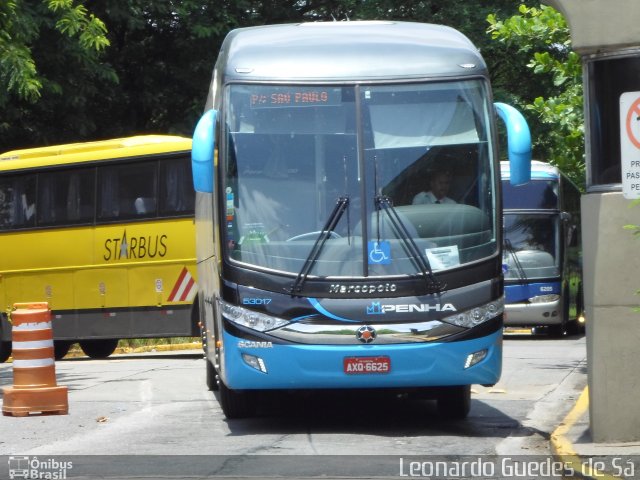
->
375, 195, 446, 294
289, 196, 350, 296
504, 238, 527, 283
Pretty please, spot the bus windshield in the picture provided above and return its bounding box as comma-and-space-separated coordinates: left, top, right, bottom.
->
224, 80, 496, 277
502, 179, 559, 210
503, 213, 560, 279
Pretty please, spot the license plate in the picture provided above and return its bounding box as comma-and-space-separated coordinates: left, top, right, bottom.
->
343, 356, 391, 374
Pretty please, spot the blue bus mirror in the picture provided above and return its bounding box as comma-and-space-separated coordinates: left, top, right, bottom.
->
191, 109, 217, 193
495, 103, 531, 186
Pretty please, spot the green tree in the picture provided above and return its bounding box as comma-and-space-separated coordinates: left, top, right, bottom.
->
487, 4, 584, 187
0, 1, 115, 150
0, 1, 111, 103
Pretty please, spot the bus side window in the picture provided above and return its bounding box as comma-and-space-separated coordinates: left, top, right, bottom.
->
159, 156, 194, 215
98, 162, 157, 220
0, 175, 36, 229
0, 178, 13, 229
21, 176, 36, 227
38, 173, 57, 224
38, 168, 95, 226
98, 167, 120, 219
66, 170, 95, 222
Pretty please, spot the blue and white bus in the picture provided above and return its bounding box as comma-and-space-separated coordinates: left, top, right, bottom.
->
191, 21, 531, 419
501, 161, 583, 336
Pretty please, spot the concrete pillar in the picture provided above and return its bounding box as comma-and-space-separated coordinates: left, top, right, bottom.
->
546, 0, 640, 442
581, 193, 640, 441
546, 0, 640, 54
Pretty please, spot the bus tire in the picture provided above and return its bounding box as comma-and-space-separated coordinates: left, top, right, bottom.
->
206, 357, 219, 391
548, 322, 568, 337
192, 297, 202, 340
54, 340, 73, 360
218, 380, 252, 419
437, 385, 471, 420
549, 288, 570, 337
576, 283, 586, 333
198, 314, 208, 356
79, 339, 119, 359
0, 340, 10, 363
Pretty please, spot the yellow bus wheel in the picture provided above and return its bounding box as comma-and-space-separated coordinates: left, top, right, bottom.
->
79, 339, 119, 359
54, 341, 73, 360
0, 341, 10, 363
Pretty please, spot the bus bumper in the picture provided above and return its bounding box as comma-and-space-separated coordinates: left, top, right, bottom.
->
219, 329, 502, 390
504, 300, 562, 326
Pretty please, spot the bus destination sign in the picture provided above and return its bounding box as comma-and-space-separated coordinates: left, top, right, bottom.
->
250, 87, 340, 108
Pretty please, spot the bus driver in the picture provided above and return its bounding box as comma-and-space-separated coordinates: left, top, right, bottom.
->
412, 168, 456, 205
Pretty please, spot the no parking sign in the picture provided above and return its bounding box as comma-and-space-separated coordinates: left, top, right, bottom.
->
620, 91, 640, 198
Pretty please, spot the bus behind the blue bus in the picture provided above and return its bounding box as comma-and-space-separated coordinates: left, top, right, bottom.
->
501, 160, 584, 336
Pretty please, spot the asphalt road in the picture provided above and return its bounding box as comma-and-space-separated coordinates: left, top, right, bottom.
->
0, 331, 587, 478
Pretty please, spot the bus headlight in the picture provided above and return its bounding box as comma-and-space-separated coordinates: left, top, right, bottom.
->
219, 300, 289, 332
442, 297, 504, 329
528, 294, 560, 304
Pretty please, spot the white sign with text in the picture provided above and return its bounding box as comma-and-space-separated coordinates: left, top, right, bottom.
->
620, 91, 640, 199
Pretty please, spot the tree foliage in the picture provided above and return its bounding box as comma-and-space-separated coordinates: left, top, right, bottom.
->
0, 1, 111, 103
0, 1, 115, 149
487, 4, 584, 187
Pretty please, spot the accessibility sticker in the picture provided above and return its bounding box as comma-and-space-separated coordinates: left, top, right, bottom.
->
368, 241, 391, 265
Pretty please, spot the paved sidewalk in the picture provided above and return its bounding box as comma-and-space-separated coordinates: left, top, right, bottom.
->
550, 387, 640, 479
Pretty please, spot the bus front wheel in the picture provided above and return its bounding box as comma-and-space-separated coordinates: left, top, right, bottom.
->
437, 385, 471, 420
548, 288, 571, 337
218, 380, 253, 419
79, 339, 119, 359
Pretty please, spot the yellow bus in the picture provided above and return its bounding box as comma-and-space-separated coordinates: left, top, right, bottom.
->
0, 135, 197, 361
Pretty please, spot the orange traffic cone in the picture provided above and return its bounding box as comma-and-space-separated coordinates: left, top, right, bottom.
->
2, 302, 68, 416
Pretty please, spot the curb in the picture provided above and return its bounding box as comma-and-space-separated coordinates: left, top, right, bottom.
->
550, 386, 621, 480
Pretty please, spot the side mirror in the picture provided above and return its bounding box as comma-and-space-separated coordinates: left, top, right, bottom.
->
191, 109, 217, 193
495, 102, 531, 186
